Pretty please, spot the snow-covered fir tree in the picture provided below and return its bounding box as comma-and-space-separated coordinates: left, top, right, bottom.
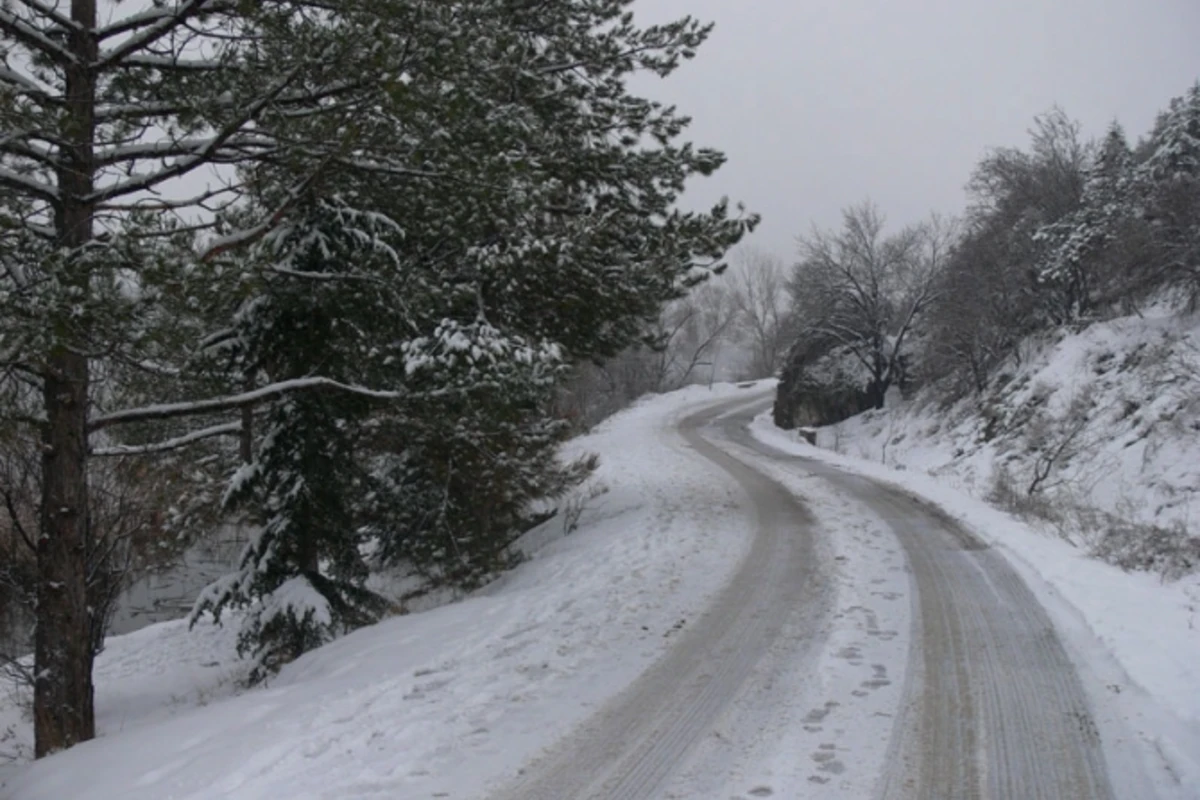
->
1136, 83, 1200, 301
188, 2, 756, 678
2, 0, 753, 743
1035, 122, 1136, 319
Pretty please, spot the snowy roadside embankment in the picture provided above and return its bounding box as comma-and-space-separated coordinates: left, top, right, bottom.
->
2, 384, 761, 800
750, 412, 1200, 794
819, 308, 1200, 558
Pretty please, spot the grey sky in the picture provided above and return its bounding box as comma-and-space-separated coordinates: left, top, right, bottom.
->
634, 0, 1200, 262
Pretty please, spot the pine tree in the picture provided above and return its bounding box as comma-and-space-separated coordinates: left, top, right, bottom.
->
187, 2, 755, 676
1135, 83, 1200, 300
3, 0, 754, 739
1035, 122, 1136, 319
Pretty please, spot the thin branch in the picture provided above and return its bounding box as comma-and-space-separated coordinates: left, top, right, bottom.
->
2, 489, 37, 553
88, 376, 435, 431
91, 421, 242, 456
0, 7, 77, 64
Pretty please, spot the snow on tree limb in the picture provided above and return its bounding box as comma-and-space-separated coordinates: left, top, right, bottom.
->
0, 64, 59, 102
0, 166, 59, 203
85, 65, 305, 205
11, 0, 81, 34
199, 167, 331, 261
91, 421, 242, 456
94, 0, 236, 41
87, 377, 434, 431
0, 7, 77, 63
95, 0, 231, 68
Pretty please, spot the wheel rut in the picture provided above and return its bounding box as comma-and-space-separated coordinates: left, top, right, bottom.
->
487, 398, 834, 800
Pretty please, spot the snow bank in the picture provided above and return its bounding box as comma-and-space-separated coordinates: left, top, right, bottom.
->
1, 383, 763, 800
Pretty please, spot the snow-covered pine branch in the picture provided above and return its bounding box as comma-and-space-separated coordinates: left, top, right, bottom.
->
91, 421, 242, 457
88, 377, 435, 432
0, 6, 77, 64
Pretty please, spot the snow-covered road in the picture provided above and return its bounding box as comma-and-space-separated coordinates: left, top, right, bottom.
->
6, 386, 1188, 799
495, 396, 1125, 799
489, 399, 838, 800
717, 409, 1121, 799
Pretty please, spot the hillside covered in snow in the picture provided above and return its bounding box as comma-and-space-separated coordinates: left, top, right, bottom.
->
806, 305, 1200, 581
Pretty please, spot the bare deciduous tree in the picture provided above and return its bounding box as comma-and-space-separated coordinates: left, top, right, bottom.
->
788, 202, 948, 408
653, 281, 739, 390
727, 248, 790, 379
553, 279, 740, 429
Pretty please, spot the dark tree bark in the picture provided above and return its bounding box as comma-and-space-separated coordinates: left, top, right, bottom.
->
34, 0, 98, 756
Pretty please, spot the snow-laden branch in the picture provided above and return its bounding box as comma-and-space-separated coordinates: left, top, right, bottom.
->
85, 66, 305, 204
199, 165, 329, 261
88, 377, 427, 431
12, 0, 81, 34
94, 99, 201, 124
119, 54, 227, 72
267, 266, 386, 284
97, 183, 241, 213
331, 156, 443, 180
96, 0, 231, 69
95, 0, 237, 42
0, 166, 59, 203
0, 64, 60, 103
0, 136, 61, 169
94, 135, 228, 168
0, 7, 77, 64
92, 76, 366, 125
91, 421, 241, 456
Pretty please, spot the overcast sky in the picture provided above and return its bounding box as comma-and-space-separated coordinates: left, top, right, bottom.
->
632, 0, 1200, 262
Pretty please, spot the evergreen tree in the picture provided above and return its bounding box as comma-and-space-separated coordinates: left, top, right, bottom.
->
2, 0, 758, 752
1035, 122, 1136, 319
186, 3, 756, 677
1136, 83, 1200, 301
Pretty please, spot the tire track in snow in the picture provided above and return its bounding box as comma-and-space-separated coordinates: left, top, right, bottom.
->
487, 397, 836, 800
724, 416, 1117, 800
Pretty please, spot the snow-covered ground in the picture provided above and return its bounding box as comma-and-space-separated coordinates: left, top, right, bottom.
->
0, 384, 766, 800
750, 412, 1200, 796
4, 367, 1197, 798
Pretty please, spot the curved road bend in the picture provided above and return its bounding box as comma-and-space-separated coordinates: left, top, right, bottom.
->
490, 397, 837, 800
718, 402, 1116, 800
491, 395, 1117, 799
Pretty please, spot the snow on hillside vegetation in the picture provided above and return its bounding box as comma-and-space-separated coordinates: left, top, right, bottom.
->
0, 384, 761, 800
816, 305, 1200, 580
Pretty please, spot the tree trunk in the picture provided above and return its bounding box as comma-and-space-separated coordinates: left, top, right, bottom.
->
35, 352, 94, 756
35, 0, 98, 757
